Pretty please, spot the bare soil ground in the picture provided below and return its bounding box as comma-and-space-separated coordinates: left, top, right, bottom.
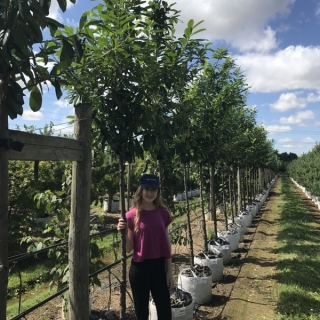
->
15, 177, 320, 320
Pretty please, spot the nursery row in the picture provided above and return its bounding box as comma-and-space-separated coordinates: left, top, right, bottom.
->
291, 178, 320, 210
149, 175, 278, 320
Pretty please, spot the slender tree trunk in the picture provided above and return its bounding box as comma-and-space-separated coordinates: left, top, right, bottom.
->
127, 163, 131, 211
0, 92, 9, 320
237, 167, 241, 213
245, 167, 249, 205
209, 163, 218, 239
199, 163, 207, 249
68, 103, 92, 320
183, 163, 194, 265
119, 156, 127, 319
158, 158, 164, 195
107, 192, 114, 213
228, 168, 234, 223
242, 168, 246, 207
221, 168, 228, 230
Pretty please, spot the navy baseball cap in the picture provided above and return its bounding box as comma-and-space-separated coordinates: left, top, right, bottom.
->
139, 174, 160, 189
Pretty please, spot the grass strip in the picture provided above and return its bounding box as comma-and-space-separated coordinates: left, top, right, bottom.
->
276, 174, 320, 320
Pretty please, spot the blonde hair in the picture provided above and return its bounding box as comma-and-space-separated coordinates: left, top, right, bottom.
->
132, 186, 165, 233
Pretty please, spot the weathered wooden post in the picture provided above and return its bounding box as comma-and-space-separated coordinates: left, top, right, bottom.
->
119, 156, 127, 319
0, 94, 9, 320
68, 103, 92, 320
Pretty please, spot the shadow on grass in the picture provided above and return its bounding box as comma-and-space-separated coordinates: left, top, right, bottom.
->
276, 291, 320, 318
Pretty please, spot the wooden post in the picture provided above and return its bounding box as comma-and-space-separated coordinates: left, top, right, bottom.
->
68, 103, 92, 320
237, 167, 241, 211
0, 94, 9, 320
119, 156, 127, 319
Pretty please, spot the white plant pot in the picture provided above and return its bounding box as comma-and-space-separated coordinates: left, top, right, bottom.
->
217, 230, 239, 252
194, 249, 223, 282
149, 288, 194, 320
177, 265, 212, 305
208, 238, 231, 265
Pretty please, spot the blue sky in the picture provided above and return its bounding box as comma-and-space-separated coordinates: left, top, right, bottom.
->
9, 0, 320, 156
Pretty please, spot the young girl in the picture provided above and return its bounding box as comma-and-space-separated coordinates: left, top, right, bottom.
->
117, 174, 173, 320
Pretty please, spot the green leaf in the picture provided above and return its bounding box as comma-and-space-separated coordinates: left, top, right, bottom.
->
36, 242, 43, 251
179, 38, 187, 47
57, 0, 67, 12
60, 39, 74, 67
184, 27, 191, 39
73, 36, 83, 62
30, 86, 42, 111
79, 12, 88, 29
192, 28, 206, 36
57, 210, 64, 222
25, 16, 43, 42
187, 19, 194, 29
193, 20, 205, 29
52, 80, 63, 100
41, 0, 50, 15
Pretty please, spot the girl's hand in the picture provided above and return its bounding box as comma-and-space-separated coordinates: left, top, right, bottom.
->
117, 218, 126, 231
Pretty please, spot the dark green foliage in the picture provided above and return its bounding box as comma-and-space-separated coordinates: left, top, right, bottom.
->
0, 0, 83, 119
287, 144, 320, 195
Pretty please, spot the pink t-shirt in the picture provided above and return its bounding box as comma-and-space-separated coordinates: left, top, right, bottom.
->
126, 207, 172, 262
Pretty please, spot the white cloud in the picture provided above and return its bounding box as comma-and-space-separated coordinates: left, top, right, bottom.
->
282, 143, 296, 149
54, 100, 71, 108
169, 0, 295, 52
271, 92, 320, 111
278, 137, 293, 143
22, 110, 44, 121
236, 46, 320, 92
265, 124, 292, 134
280, 110, 314, 125
49, 0, 75, 22
300, 137, 316, 143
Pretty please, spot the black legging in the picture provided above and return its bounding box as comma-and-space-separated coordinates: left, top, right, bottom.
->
129, 257, 172, 320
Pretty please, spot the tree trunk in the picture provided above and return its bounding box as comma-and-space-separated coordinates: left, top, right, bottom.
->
228, 168, 234, 223
199, 163, 207, 250
0, 93, 9, 320
68, 103, 92, 320
127, 163, 131, 211
107, 192, 113, 213
183, 163, 194, 266
237, 167, 241, 213
209, 163, 218, 239
158, 158, 164, 194
221, 168, 228, 230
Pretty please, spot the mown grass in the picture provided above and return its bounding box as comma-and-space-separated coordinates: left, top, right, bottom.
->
275, 174, 320, 320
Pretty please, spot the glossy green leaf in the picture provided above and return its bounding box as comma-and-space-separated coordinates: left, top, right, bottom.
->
179, 37, 187, 47
79, 12, 88, 29
60, 39, 74, 67
30, 86, 42, 111
52, 80, 63, 100
57, 0, 67, 12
